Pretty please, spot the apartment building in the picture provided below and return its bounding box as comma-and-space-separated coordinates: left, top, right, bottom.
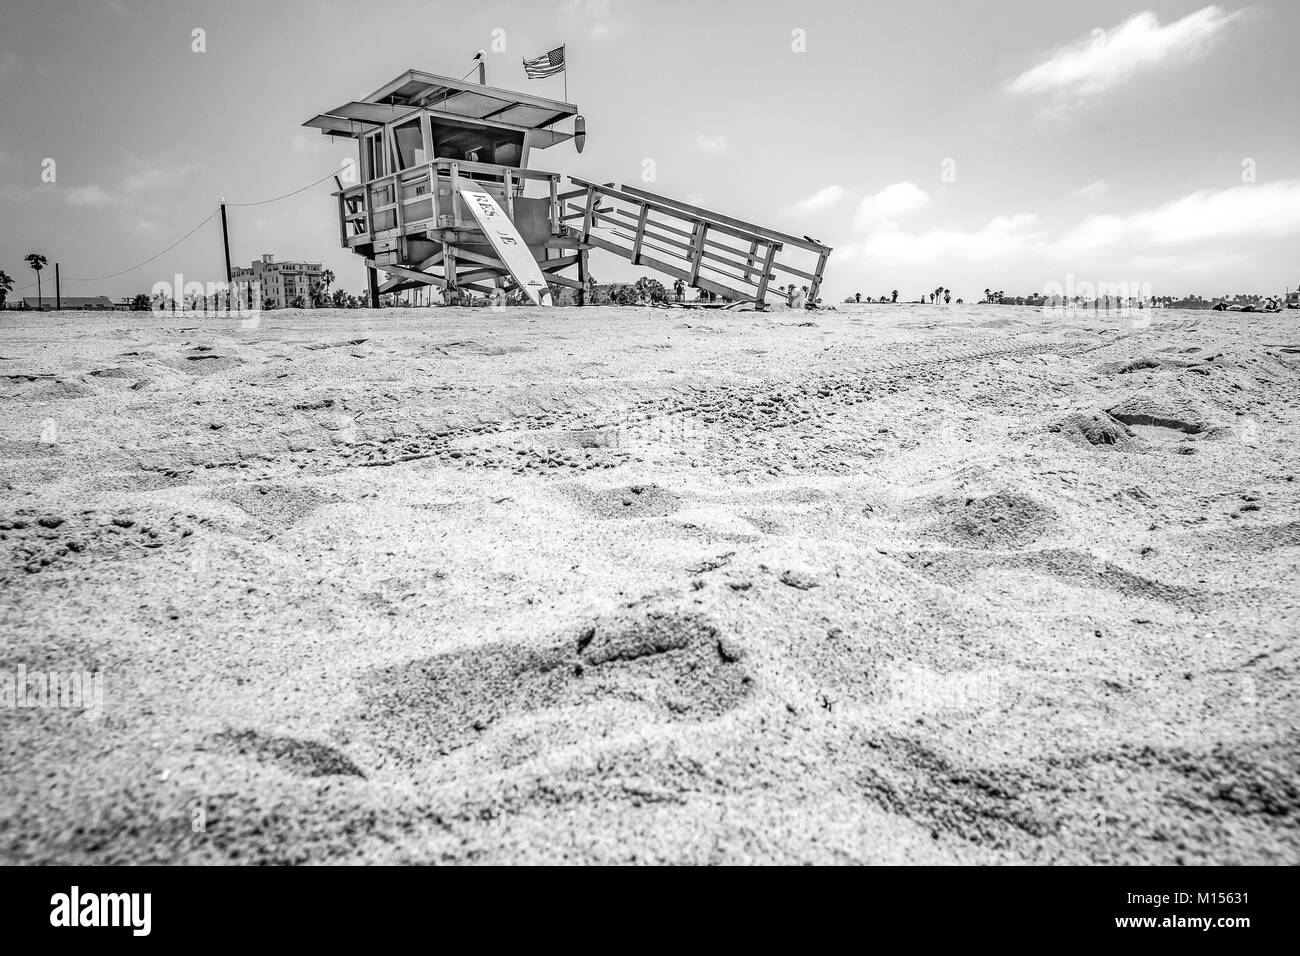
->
230, 254, 324, 309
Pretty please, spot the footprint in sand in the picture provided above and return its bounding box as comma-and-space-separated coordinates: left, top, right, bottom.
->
208, 729, 365, 779
560, 482, 682, 519
348, 603, 750, 769
920, 490, 1057, 550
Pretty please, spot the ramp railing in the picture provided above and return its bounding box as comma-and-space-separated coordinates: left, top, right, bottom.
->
561, 177, 831, 306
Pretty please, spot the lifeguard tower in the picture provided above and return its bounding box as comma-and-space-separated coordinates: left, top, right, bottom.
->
304, 66, 831, 307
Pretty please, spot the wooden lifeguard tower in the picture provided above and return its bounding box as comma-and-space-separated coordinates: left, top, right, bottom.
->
304, 66, 831, 307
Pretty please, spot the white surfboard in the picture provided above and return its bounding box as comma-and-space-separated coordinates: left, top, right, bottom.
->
456, 182, 552, 306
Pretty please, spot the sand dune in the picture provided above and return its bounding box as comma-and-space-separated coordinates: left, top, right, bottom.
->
1, 302, 1296, 864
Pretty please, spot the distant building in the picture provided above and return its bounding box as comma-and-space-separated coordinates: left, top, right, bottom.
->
229, 254, 324, 309
20, 296, 114, 311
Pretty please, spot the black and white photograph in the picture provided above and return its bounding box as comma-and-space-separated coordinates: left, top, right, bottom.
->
0, 0, 1296, 900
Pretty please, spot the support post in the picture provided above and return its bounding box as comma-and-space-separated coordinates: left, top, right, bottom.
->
393, 175, 405, 237
630, 203, 649, 265
754, 242, 779, 306
743, 239, 758, 283
549, 176, 560, 235
220, 202, 233, 285
443, 242, 458, 305
449, 162, 461, 226
367, 266, 380, 309
688, 222, 707, 285
809, 249, 829, 305
580, 186, 597, 243
55, 262, 61, 311
577, 248, 589, 306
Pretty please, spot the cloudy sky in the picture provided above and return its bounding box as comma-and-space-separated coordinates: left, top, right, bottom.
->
1, 0, 1296, 302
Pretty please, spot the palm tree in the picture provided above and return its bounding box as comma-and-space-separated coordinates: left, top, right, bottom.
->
24, 253, 48, 310
310, 269, 335, 308
0, 270, 14, 309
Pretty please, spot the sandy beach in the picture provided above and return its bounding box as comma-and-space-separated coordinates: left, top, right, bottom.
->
1, 302, 1296, 864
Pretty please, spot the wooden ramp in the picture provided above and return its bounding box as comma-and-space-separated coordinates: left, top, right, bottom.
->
560, 177, 832, 307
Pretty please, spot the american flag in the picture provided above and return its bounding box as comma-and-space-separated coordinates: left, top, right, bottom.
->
523, 45, 566, 79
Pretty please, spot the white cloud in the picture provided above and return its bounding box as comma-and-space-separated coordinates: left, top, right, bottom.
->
130, 216, 162, 236
841, 180, 1300, 270
65, 185, 123, 208
0, 183, 43, 204
844, 214, 1046, 265
787, 184, 846, 215
120, 162, 204, 195
1050, 179, 1300, 256
1074, 180, 1109, 200
291, 133, 332, 156
692, 134, 728, 152
1131, 180, 1300, 242
0, 51, 18, 76
1047, 214, 1129, 258
1128, 251, 1247, 273
1008, 6, 1243, 104
55, 162, 205, 210
566, 0, 621, 38
853, 181, 930, 230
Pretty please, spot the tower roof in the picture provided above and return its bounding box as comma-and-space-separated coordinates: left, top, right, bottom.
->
304, 69, 577, 139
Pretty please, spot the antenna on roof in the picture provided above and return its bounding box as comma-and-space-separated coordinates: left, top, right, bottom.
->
473, 50, 486, 86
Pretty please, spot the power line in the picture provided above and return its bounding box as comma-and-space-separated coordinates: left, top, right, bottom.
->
6, 269, 60, 295
64, 209, 220, 282
5, 166, 342, 292
225, 168, 341, 207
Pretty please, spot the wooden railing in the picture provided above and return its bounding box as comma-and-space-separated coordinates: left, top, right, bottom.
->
561, 177, 831, 305
334, 159, 562, 247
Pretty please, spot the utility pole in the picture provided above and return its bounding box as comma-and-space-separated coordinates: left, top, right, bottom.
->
474, 50, 486, 85
55, 262, 61, 310
220, 202, 233, 285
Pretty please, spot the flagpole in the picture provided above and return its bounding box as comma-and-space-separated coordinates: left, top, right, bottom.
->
563, 44, 568, 103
